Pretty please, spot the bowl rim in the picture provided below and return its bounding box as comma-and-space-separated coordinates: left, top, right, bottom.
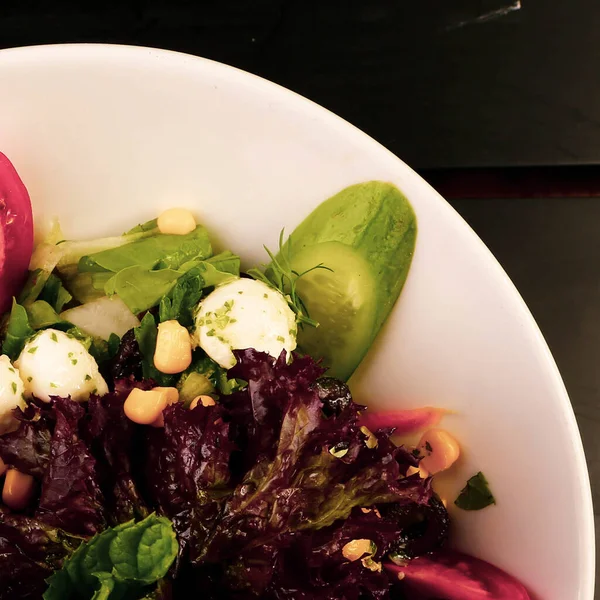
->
0, 42, 595, 597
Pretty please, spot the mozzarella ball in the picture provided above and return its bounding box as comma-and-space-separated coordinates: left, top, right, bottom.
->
16, 329, 108, 402
0, 355, 26, 433
193, 279, 297, 369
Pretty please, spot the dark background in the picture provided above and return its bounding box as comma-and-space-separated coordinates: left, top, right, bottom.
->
2, 0, 599, 592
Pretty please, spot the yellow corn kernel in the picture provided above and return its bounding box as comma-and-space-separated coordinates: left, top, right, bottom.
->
406, 465, 430, 479
154, 320, 192, 374
157, 208, 196, 235
3, 469, 35, 511
417, 428, 461, 474
150, 386, 180, 428
190, 395, 216, 409
124, 387, 178, 426
342, 539, 374, 562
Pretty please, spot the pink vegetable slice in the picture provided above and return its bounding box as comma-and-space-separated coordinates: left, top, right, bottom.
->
360, 407, 448, 435
386, 550, 531, 600
0, 152, 34, 314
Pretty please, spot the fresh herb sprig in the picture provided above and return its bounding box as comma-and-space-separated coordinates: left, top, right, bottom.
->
247, 229, 332, 329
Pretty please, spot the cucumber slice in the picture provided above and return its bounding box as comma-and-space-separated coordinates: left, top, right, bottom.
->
292, 242, 376, 380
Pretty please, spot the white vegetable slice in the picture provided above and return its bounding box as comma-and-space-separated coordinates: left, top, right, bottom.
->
61, 296, 140, 341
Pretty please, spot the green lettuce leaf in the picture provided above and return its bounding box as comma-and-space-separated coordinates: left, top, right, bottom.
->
2, 299, 35, 359
158, 252, 240, 326
180, 350, 246, 397
105, 267, 185, 315
26, 300, 69, 330
78, 226, 211, 274
39, 273, 73, 312
134, 314, 175, 386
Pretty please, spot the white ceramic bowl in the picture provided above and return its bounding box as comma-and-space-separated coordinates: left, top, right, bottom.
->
0, 44, 593, 599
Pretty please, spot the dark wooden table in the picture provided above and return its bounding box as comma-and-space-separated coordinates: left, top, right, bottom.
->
2, 0, 598, 594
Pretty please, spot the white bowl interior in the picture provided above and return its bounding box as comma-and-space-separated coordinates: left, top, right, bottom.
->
0, 44, 593, 599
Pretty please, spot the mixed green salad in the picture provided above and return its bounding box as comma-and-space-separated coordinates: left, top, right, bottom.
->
0, 152, 530, 599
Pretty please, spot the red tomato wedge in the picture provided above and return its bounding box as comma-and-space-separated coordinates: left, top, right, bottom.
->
386, 550, 531, 600
360, 407, 448, 435
0, 152, 34, 314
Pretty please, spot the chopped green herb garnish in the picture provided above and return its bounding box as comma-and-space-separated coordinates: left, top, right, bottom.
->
11, 382, 17, 394
425, 441, 433, 453
28, 346, 38, 354
68, 352, 74, 358
206, 329, 216, 337
8, 367, 15, 373
50, 382, 58, 388
247, 229, 332, 329
27, 376, 33, 383
264, 293, 269, 299
85, 374, 92, 381
50, 332, 58, 342
276, 335, 285, 343
71, 359, 78, 365
454, 471, 496, 511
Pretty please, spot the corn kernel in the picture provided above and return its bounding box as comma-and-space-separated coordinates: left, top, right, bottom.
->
154, 320, 192, 374
417, 428, 460, 474
157, 208, 196, 235
342, 539, 374, 562
3, 469, 35, 511
190, 395, 216, 409
150, 386, 180, 428
124, 387, 178, 426
406, 465, 430, 479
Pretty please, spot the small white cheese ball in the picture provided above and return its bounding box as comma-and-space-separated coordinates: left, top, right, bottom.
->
16, 329, 108, 402
193, 278, 297, 369
0, 355, 26, 433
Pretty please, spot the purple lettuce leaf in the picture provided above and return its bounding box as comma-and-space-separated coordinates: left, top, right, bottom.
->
103, 328, 144, 384
223, 349, 326, 474
0, 507, 80, 600
35, 398, 105, 536
190, 349, 434, 599
265, 509, 404, 599
0, 399, 55, 477
143, 400, 235, 565
81, 379, 151, 524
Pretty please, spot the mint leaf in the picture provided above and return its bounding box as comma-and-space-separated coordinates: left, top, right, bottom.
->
454, 471, 496, 511
83, 522, 135, 579
44, 515, 178, 599
109, 515, 177, 584
43, 568, 72, 600
90, 572, 116, 600
65, 539, 96, 595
